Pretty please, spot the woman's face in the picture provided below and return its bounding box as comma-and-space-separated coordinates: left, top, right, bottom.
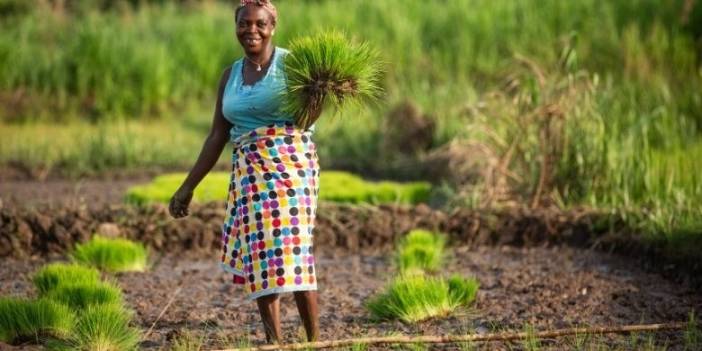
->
236, 6, 276, 55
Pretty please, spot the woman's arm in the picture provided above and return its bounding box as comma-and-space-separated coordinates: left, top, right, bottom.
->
169, 67, 234, 219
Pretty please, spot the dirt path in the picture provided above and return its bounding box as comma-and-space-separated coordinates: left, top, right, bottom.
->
2, 246, 699, 350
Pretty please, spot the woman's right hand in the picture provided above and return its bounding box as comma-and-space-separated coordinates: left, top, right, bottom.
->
169, 186, 193, 219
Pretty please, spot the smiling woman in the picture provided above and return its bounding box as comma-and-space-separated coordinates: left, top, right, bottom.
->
166, 0, 320, 346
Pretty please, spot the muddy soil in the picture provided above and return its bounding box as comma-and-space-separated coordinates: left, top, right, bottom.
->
0, 178, 147, 209
1, 245, 700, 350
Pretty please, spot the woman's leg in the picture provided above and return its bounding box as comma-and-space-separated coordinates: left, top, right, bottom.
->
256, 293, 283, 344
293, 290, 320, 342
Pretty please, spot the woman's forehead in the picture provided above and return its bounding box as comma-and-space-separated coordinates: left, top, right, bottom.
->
237, 6, 274, 22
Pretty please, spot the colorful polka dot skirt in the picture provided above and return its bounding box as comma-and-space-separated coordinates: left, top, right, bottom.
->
220, 122, 319, 301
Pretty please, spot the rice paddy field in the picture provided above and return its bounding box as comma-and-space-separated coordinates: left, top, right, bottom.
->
1, 0, 702, 350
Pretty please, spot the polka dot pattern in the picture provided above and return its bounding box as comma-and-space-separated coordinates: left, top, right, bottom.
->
221, 122, 319, 300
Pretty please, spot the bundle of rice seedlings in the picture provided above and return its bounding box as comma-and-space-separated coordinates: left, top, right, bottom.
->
396, 229, 447, 273
447, 275, 480, 307
282, 30, 383, 130
0, 297, 75, 344
32, 263, 101, 295
364, 274, 456, 323
44, 281, 123, 311
51, 304, 141, 351
71, 236, 148, 272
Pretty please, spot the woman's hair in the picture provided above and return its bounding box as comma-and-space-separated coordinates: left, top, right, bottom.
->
235, 0, 278, 25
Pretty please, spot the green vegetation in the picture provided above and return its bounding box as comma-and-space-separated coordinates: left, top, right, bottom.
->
72, 236, 148, 272
319, 171, 431, 204
50, 304, 141, 351
396, 229, 447, 274
0, 297, 75, 344
283, 30, 383, 130
43, 282, 123, 311
32, 263, 101, 295
365, 274, 479, 323
0, 0, 701, 255
124, 170, 431, 205
124, 172, 230, 205
447, 275, 480, 307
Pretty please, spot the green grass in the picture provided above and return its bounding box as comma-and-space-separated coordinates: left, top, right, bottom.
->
48, 304, 141, 351
447, 275, 480, 307
32, 263, 101, 295
396, 229, 447, 274
283, 30, 383, 130
365, 274, 479, 324
71, 236, 148, 272
0, 0, 701, 256
0, 297, 75, 344
43, 281, 123, 311
124, 170, 431, 205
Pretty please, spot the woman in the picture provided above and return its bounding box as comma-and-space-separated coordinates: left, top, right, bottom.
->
168, 0, 320, 344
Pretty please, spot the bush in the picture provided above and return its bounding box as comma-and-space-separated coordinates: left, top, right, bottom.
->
72, 236, 148, 272
0, 297, 75, 344
32, 263, 101, 295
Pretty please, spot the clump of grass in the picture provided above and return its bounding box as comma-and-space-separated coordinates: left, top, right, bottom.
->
44, 281, 123, 311
447, 275, 480, 307
32, 263, 101, 295
72, 236, 148, 272
365, 274, 478, 323
396, 229, 447, 273
0, 297, 75, 344
283, 30, 384, 130
52, 304, 141, 351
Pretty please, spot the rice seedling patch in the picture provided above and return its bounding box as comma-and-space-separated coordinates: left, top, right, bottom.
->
43, 281, 123, 311
365, 274, 471, 324
124, 171, 431, 205
71, 235, 148, 273
283, 30, 384, 130
0, 297, 75, 345
32, 263, 101, 295
447, 275, 480, 307
49, 304, 141, 351
396, 229, 447, 274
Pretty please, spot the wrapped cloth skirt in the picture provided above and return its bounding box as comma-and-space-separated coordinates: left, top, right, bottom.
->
220, 122, 319, 301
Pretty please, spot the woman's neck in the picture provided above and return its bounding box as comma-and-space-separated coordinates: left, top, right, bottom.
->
245, 44, 275, 66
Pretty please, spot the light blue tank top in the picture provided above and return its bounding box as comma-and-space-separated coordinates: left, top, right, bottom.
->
222, 46, 315, 141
